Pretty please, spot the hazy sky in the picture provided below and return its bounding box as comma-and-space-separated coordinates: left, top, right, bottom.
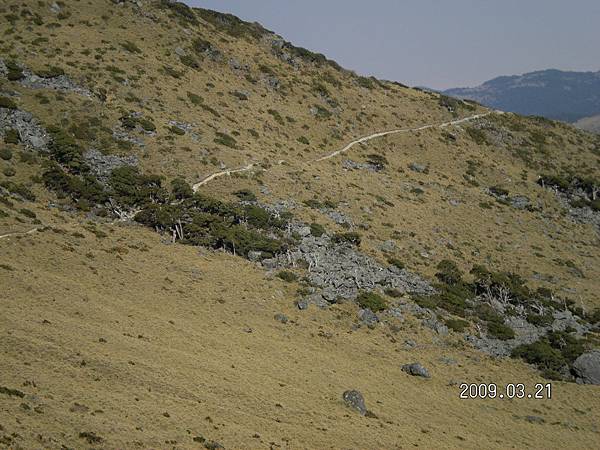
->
184, 0, 600, 89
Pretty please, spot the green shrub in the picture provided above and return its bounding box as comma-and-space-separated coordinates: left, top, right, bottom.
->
180, 54, 199, 68
387, 257, 405, 270
366, 154, 388, 170
3, 167, 16, 177
47, 126, 85, 172
43, 163, 108, 206
309, 222, 325, 237
267, 109, 284, 125
0, 148, 13, 160
487, 321, 515, 340
466, 127, 487, 145
512, 340, 566, 373
214, 132, 237, 148
0, 181, 35, 201
5, 60, 24, 81
357, 76, 375, 89
277, 270, 298, 282
4, 129, 19, 144
18, 208, 36, 219
0, 96, 18, 109
445, 318, 469, 333
169, 125, 186, 136
489, 185, 509, 197
171, 177, 193, 200
312, 105, 331, 119
109, 166, 166, 207
384, 288, 402, 298
526, 313, 553, 327
435, 259, 463, 285
187, 92, 204, 105
332, 232, 361, 246
356, 291, 387, 312
121, 41, 142, 54
159, 0, 198, 25
137, 118, 156, 132
234, 189, 256, 202
438, 94, 461, 111
538, 174, 571, 191
297, 136, 309, 145
34, 65, 64, 78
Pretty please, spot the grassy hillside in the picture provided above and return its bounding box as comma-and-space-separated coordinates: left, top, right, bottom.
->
1, 1, 599, 448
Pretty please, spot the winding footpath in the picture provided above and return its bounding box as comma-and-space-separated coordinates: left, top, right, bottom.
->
315, 112, 493, 162
193, 112, 497, 190
0, 228, 39, 240
192, 163, 256, 193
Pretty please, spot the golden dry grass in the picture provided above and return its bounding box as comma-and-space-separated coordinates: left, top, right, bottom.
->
1, 1, 600, 448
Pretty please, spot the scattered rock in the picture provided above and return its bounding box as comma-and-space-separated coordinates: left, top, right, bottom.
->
401, 363, 431, 378
0, 107, 49, 152
358, 309, 378, 329
0, 59, 91, 97
524, 415, 545, 425
509, 195, 531, 210
247, 251, 263, 262
379, 240, 396, 253
409, 162, 427, 173
295, 298, 309, 310
83, 149, 138, 183
422, 317, 448, 335
342, 390, 366, 415
573, 351, 600, 385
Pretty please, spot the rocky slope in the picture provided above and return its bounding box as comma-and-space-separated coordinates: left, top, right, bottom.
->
1, 1, 600, 448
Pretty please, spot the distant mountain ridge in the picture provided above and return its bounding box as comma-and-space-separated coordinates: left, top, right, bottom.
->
444, 69, 600, 123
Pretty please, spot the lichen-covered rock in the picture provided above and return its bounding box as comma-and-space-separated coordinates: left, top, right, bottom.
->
358, 309, 378, 328
0, 107, 49, 152
401, 363, 431, 378
342, 390, 366, 415
572, 351, 600, 385
83, 149, 138, 183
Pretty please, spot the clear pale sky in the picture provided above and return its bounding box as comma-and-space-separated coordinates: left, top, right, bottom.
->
184, 0, 600, 90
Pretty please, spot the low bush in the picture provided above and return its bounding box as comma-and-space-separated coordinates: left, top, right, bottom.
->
435, 259, 463, 285
171, 177, 193, 200
487, 321, 515, 340
4, 129, 19, 144
445, 318, 469, 332
0, 96, 18, 109
34, 65, 64, 78
234, 189, 257, 202
387, 257, 405, 270
277, 270, 298, 282
357, 291, 387, 312
309, 222, 325, 237
214, 132, 236, 148
0, 148, 13, 160
466, 127, 487, 145
121, 41, 142, 54
332, 232, 361, 246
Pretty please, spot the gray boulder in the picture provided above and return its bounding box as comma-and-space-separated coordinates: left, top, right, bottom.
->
402, 362, 431, 378
409, 162, 427, 173
573, 351, 600, 385
83, 149, 138, 183
342, 390, 366, 415
509, 195, 531, 210
358, 309, 378, 329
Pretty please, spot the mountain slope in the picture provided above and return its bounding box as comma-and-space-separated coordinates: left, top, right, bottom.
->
1, 1, 600, 448
444, 69, 600, 123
